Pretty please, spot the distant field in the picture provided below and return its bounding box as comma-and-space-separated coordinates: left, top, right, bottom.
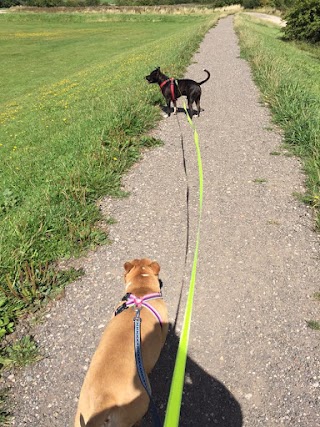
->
235, 14, 320, 229
0, 11, 219, 341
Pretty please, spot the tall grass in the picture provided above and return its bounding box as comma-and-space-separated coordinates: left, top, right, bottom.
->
0, 12, 219, 341
235, 15, 320, 227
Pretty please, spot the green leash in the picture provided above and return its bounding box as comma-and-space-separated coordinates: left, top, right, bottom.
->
164, 104, 203, 427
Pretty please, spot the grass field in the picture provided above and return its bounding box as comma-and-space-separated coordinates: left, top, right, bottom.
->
0, 10, 220, 355
235, 14, 320, 229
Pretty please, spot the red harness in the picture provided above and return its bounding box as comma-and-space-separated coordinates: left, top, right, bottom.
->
159, 78, 176, 102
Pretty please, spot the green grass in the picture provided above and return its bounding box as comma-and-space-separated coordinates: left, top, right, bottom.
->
306, 292, 320, 332
235, 15, 320, 228
235, 14, 320, 332
306, 320, 320, 331
253, 178, 267, 183
0, 390, 10, 427
0, 335, 40, 369
0, 11, 219, 341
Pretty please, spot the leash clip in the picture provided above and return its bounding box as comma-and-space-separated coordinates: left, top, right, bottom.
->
133, 305, 142, 322
132, 295, 143, 321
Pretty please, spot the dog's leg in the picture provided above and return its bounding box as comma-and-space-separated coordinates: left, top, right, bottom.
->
196, 98, 201, 117
188, 99, 193, 119
77, 411, 112, 427
166, 99, 171, 118
173, 100, 177, 115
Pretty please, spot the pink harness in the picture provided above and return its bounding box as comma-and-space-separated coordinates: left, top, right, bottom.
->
159, 78, 176, 102
115, 292, 163, 327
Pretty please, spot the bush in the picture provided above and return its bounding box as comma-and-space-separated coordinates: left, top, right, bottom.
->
284, 0, 320, 43
15, 0, 101, 6
26, 0, 61, 6
272, 0, 294, 10
241, 0, 262, 9
115, 0, 236, 5
239, 0, 295, 11
0, 0, 23, 7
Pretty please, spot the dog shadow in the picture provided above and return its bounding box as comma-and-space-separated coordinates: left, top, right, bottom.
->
75, 324, 242, 427
142, 324, 243, 427
160, 106, 204, 118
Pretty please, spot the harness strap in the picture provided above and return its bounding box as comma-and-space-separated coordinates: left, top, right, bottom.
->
159, 78, 176, 102
114, 292, 163, 426
141, 301, 162, 326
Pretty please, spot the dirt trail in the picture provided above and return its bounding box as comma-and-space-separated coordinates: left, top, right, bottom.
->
245, 12, 286, 27
11, 16, 319, 427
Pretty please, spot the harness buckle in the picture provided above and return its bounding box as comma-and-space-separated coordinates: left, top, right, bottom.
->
122, 292, 131, 301
114, 301, 127, 316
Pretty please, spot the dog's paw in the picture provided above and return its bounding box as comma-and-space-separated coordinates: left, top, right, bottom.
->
162, 113, 169, 118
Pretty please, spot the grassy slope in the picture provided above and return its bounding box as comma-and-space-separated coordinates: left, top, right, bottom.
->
235, 15, 320, 227
0, 12, 218, 339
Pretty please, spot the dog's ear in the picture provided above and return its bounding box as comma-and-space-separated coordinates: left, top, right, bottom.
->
150, 261, 160, 275
124, 262, 134, 273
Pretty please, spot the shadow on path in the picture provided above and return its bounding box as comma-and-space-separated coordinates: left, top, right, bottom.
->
160, 106, 205, 117
142, 325, 243, 426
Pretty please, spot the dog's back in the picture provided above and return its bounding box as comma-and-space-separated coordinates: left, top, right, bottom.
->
74, 259, 168, 427
146, 67, 210, 118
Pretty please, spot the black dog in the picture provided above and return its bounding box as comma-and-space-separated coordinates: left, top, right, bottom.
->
145, 67, 210, 118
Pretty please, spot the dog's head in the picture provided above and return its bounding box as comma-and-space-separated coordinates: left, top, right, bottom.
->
145, 67, 162, 84
124, 258, 161, 292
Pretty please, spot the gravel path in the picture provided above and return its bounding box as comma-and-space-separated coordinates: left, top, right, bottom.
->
10, 16, 319, 427
245, 12, 286, 27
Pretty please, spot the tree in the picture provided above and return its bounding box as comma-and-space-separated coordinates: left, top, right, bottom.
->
284, 0, 320, 43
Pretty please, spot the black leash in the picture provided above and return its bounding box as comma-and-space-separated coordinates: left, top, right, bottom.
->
173, 112, 191, 335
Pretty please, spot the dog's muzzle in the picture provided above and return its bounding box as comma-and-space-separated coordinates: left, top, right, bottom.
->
145, 75, 156, 83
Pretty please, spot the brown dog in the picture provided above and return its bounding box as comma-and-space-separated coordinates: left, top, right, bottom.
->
74, 259, 168, 427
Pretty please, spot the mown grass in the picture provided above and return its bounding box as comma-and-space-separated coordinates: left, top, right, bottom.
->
0, 11, 219, 346
235, 14, 320, 229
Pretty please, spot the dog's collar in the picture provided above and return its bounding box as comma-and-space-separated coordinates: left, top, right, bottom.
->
114, 292, 163, 327
125, 274, 163, 295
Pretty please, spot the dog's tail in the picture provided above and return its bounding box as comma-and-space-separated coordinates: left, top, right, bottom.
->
197, 69, 210, 86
